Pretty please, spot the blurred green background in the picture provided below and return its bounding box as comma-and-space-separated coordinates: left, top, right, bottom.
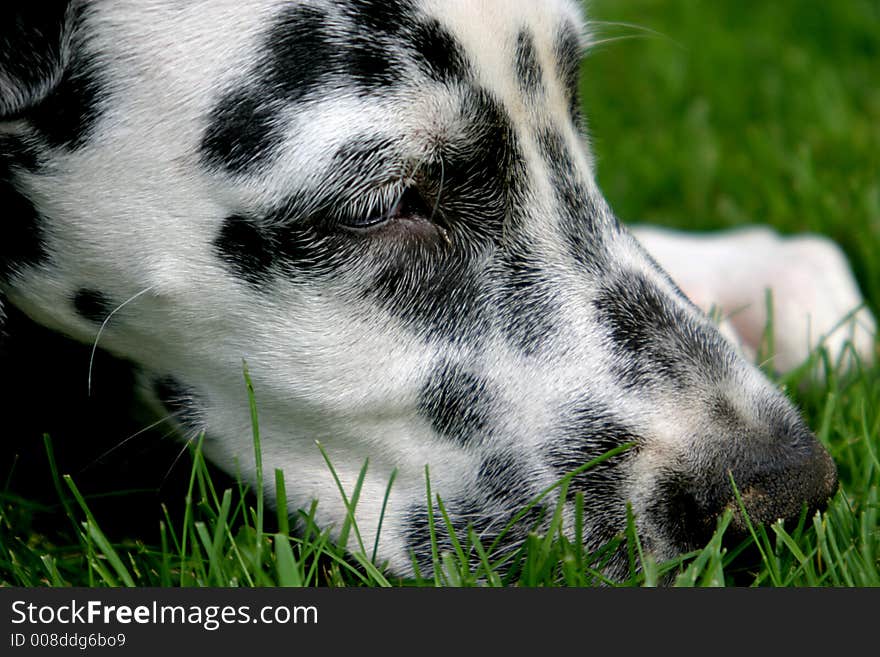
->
579, 0, 880, 311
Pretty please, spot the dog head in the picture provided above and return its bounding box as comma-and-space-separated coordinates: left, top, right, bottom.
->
0, 0, 837, 576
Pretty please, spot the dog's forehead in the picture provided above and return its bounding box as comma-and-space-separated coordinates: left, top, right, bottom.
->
95, 0, 586, 101
87, 1, 586, 165
182, 0, 588, 193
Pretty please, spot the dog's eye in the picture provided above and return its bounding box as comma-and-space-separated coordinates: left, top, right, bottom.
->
339, 187, 432, 231
343, 202, 397, 230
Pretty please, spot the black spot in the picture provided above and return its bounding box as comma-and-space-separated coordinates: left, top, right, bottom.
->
264, 5, 334, 99
273, 216, 341, 276
26, 59, 103, 151
0, 0, 70, 117
418, 362, 495, 445
72, 288, 112, 324
402, 501, 463, 575
554, 22, 582, 121
342, 1, 416, 91
545, 402, 638, 502
537, 128, 606, 270
0, 179, 46, 283
543, 401, 638, 562
592, 272, 731, 389
344, 0, 415, 37
402, 493, 547, 578
478, 452, 535, 507
0, 135, 40, 172
201, 93, 279, 175
215, 215, 278, 288
21, 4, 105, 151
496, 245, 561, 356
152, 376, 204, 434
438, 88, 524, 233
216, 196, 375, 289
407, 19, 471, 84
708, 394, 740, 426
366, 236, 491, 341
200, 5, 333, 173
596, 274, 667, 355
348, 38, 405, 91
514, 29, 543, 95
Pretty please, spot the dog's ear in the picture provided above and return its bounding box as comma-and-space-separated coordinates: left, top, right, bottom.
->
1, 1, 73, 118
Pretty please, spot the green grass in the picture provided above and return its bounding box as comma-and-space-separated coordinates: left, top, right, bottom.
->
1, 0, 878, 586
581, 0, 880, 309
1, 352, 877, 587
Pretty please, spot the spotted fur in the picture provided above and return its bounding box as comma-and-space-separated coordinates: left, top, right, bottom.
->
1, 0, 870, 578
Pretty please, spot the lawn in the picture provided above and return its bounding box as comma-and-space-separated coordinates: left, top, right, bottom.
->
1, 0, 878, 587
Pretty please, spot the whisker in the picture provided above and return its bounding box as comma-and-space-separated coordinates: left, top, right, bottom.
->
586, 34, 662, 50
87, 285, 155, 397
588, 20, 683, 50
430, 156, 454, 245
590, 20, 668, 37
430, 155, 446, 224
77, 410, 184, 475
159, 431, 198, 489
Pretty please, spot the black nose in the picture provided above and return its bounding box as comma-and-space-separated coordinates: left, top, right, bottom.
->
724, 433, 838, 535
651, 424, 838, 550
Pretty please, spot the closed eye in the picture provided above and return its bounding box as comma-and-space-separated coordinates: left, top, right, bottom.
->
338, 186, 434, 232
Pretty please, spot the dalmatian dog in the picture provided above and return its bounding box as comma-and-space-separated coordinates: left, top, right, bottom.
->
1, 0, 874, 579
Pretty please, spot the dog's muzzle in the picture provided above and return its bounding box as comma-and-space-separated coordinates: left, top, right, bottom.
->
647, 419, 838, 550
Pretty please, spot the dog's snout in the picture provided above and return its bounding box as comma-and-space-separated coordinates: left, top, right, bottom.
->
724, 432, 838, 534
651, 418, 838, 550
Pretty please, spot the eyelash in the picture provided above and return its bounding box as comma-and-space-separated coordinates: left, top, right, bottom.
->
335, 185, 433, 231
333, 185, 404, 228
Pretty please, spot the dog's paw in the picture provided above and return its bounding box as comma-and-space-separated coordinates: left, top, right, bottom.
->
633, 225, 877, 375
